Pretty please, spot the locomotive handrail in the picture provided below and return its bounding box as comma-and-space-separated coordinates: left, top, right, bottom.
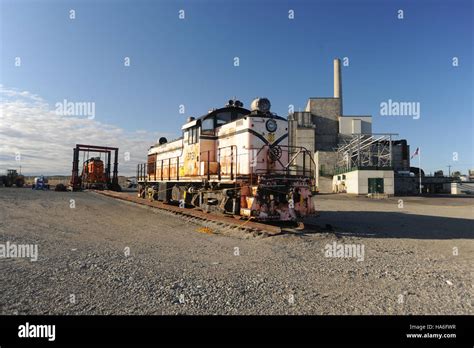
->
199, 145, 240, 181
255, 144, 315, 178
137, 163, 148, 183
138, 143, 315, 183
216, 145, 237, 181
199, 149, 213, 181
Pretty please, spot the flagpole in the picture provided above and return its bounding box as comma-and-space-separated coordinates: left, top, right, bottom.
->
419, 148, 422, 195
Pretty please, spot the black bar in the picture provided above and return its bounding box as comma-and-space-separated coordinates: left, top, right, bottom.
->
0, 315, 471, 346
112, 148, 119, 186
71, 147, 79, 189
106, 151, 111, 183
75, 144, 118, 151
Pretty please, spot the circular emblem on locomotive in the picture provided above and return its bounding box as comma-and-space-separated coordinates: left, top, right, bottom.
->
268, 145, 282, 162
266, 119, 277, 133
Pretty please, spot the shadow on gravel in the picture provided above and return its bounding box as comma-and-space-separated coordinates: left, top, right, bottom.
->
304, 211, 474, 239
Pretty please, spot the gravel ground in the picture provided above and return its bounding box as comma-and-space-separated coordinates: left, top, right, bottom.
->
0, 188, 472, 315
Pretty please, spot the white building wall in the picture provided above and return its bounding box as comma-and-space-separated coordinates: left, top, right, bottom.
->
451, 182, 474, 194
339, 116, 372, 135
333, 170, 394, 195
345, 171, 359, 194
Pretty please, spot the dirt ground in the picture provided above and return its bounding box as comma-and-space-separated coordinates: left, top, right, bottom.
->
0, 188, 472, 315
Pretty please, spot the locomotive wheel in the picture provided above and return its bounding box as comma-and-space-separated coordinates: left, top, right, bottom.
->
147, 188, 154, 202
191, 193, 201, 208
138, 185, 145, 198
295, 221, 305, 230
171, 185, 186, 202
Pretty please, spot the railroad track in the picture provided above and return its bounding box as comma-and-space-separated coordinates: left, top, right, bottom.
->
93, 190, 282, 236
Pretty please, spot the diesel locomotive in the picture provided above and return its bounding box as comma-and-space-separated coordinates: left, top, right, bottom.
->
81, 157, 107, 189
137, 98, 316, 222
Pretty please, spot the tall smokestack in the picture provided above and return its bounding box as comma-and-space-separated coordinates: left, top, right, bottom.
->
333, 58, 342, 99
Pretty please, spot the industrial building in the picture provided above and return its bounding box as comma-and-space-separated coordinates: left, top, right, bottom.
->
288, 58, 413, 195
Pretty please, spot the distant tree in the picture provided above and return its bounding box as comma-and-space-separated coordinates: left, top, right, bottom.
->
451, 171, 462, 178
434, 170, 444, 177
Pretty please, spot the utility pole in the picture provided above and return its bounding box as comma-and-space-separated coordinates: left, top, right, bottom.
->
418, 150, 422, 194
447, 165, 452, 177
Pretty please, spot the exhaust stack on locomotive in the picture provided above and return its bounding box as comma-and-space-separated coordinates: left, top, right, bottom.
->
137, 98, 316, 222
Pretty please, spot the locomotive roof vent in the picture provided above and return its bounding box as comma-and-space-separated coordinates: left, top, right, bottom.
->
250, 97, 271, 113
158, 137, 167, 145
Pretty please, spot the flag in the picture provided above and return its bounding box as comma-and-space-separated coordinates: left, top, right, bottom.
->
411, 147, 419, 159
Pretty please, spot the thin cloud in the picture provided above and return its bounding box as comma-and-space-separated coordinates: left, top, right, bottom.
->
0, 86, 169, 176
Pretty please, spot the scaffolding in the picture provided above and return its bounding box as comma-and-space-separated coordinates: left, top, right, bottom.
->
335, 134, 397, 172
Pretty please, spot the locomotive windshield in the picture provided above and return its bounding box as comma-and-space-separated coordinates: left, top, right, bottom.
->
215, 111, 232, 126
201, 118, 214, 134
199, 107, 251, 135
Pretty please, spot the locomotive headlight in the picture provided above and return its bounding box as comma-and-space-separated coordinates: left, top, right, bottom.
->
266, 119, 277, 133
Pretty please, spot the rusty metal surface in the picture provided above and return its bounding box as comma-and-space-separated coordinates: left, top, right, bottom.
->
93, 190, 281, 235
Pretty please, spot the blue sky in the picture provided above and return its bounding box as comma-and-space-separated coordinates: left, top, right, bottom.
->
0, 0, 472, 175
